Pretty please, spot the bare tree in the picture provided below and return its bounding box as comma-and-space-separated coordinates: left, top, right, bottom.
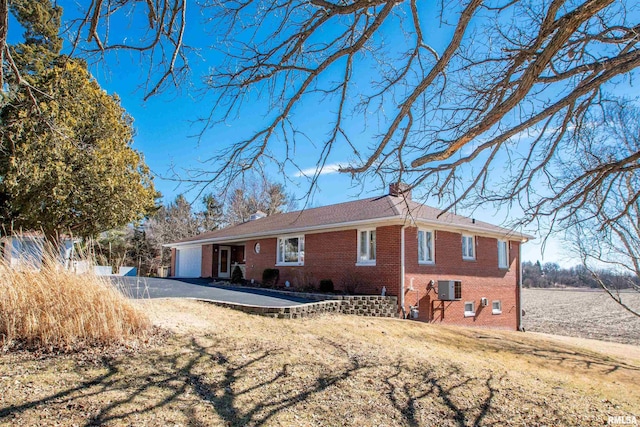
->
224, 176, 294, 226
61, 0, 189, 100
567, 100, 640, 316
574, 203, 640, 317
145, 194, 201, 264
56, 1, 640, 216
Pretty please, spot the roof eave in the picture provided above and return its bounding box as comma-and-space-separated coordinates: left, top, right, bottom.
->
164, 213, 533, 248
164, 216, 403, 248
413, 218, 533, 242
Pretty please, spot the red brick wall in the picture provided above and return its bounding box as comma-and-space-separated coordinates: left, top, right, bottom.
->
243, 227, 402, 296
172, 224, 522, 329
244, 238, 278, 284
403, 227, 520, 330
201, 244, 213, 278
303, 226, 402, 296
231, 245, 245, 264
206, 244, 244, 278
211, 245, 219, 277
170, 248, 176, 277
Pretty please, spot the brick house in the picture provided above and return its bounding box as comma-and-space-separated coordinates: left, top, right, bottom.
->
166, 184, 532, 330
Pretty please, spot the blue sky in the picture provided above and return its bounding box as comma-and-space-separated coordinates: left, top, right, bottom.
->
36, 1, 588, 266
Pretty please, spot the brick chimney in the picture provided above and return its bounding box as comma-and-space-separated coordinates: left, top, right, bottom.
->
389, 183, 411, 200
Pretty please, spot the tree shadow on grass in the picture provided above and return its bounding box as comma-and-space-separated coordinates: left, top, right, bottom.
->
192, 337, 379, 426
0, 337, 375, 426
426, 329, 640, 376
383, 362, 502, 427
0, 358, 118, 420
0, 330, 625, 426
468, 333, 640, 375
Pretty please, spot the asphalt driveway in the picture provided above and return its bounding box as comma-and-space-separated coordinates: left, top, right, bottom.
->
111, 277, 314, 307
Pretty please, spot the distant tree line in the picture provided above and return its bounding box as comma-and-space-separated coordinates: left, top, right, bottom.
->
89, 179, 292, 276
522, 261, 639, 290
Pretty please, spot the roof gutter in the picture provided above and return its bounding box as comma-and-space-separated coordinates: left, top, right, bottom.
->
518, 241, 524, 331
413, 219, 533, 242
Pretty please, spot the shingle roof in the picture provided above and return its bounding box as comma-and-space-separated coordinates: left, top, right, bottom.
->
167, 195, 532, 247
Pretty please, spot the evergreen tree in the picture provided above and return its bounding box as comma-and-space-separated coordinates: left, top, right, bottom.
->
1, 1, 156, 245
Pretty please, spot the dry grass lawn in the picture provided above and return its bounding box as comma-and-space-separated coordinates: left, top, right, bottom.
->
1, 299, 638, 426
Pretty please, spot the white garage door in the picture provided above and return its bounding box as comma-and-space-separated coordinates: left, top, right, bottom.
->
175, 246, 202, 278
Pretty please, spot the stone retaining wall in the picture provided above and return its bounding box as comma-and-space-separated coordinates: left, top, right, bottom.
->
199, 295, 398, 319
339, 296, 398, 317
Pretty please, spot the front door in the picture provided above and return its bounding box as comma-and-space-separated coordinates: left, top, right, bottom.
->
218, 246, 231, 278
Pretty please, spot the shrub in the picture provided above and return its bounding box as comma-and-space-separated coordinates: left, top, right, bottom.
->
262, 268, 280, 287
319, 279, 334, 293
291, 270, 318, 292
0, 250, 150, 351
231, 265, 244, 284
341, 272, 363, 295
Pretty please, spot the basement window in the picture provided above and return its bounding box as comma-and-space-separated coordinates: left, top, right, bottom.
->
464, 301, 475, 317
492, 300, 502, 315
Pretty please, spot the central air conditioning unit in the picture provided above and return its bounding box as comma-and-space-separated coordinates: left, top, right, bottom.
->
438, 280, 462, 301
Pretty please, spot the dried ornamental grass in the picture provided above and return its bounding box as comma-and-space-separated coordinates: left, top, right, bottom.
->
0, 253, 150, 351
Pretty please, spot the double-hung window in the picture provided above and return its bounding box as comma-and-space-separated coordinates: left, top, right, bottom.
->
462, 235, 475, 260
498, 240, 509, 269
418, 229, 434, 264
276, 235, 304, 265
357, 229, 376, 265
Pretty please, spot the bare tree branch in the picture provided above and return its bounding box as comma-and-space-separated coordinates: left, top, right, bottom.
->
568, 100, 640, 317
24, 0, 640, 233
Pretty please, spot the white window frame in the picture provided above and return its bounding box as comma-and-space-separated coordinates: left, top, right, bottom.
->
462, 235, 475, 260
276, 235, 305, 266
418, 229, 435, 264
498, 240, 509, 269
492, 300, 502, 315
464, 301, 476, 317
356, 228, 376, 266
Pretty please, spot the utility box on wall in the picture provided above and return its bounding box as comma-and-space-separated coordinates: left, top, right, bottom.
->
438, 280, 462, 301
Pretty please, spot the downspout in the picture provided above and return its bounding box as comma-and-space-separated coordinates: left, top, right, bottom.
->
518, 241, 523, 331
400, 225, 407, 318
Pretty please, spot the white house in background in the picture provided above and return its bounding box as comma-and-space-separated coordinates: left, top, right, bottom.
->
0, 234, 78, 271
